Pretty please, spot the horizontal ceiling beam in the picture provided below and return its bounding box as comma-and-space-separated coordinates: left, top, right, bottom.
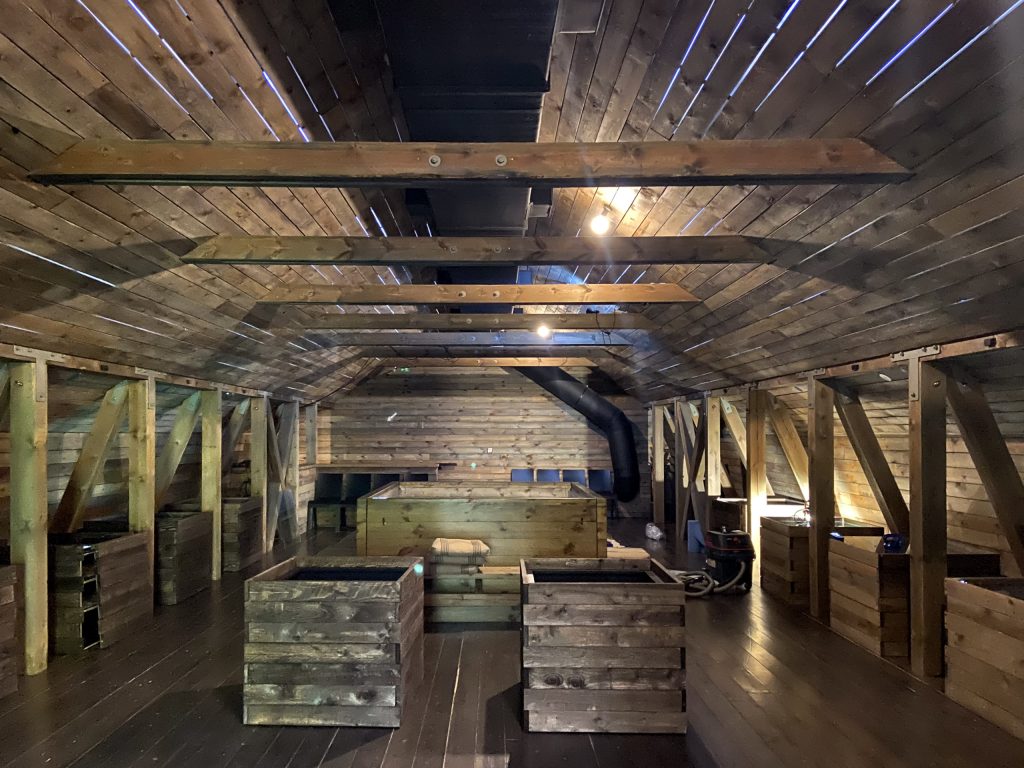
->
261, 283, 696, 305
297, 312, 652, 331
31, 139, 910, 187
185, 235, 769, 265
376, 357, 597, 368
319, 332, 631, 346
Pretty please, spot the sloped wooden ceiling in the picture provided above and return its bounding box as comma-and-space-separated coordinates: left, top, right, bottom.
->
1, 0, 1023, 402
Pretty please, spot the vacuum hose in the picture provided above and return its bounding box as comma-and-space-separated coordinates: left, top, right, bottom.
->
673, 561, 748, 598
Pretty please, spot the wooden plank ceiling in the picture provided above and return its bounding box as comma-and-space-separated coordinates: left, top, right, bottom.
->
0, 0, 1023, 401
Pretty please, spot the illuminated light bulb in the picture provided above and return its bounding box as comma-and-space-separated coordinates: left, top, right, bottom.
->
590, 213, 611, 235
536, 324, 552, 339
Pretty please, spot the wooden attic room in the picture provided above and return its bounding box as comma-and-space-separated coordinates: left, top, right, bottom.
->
1, 0, 1024, 765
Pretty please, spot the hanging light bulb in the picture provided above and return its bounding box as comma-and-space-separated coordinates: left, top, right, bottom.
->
590, 211, 611, 235
536, 324, 552, 339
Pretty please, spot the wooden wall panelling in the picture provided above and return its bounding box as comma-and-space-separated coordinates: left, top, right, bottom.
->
127, 377, 156, 593
154, 392, 201, 509
201, 389, 223, 580
8, 359, 47, 673
909, 360, 948, 678
50, 380, 129, 533
221, 397, 251, 474
766, 394, 809, 501
808, 378, 835, 621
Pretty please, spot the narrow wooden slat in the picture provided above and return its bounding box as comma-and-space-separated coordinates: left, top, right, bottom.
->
32, 138, 911, 187
50, 380, 129, 533
909, 360, 947, 678
808, 378, 834, 621
746, 390, 769, 573
834, 392, 910, 536
185, 235, 768, 265
9, 359, 48, 674
299, 313, 653, 331
260, 283, 697, 305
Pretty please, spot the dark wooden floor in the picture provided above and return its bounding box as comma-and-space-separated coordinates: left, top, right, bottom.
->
2, 522, 1023, 768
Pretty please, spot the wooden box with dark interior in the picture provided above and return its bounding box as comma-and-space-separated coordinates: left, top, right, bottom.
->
944, 577, 1024, 741
48, 531, 153, 655
155, 507, 213, 605
173, 496, 262, 573
520, 555, 686, 734
243, 555, 424, 727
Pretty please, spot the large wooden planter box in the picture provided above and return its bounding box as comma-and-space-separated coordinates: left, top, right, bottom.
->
520, 556, 686, 734
243, 555, 424, 728
177, 497, 262, 573
156, 509, 213, 605
49, 532, 153, 654
761, 518, 884, 609
830, 538, 1002, 661
0, 565, 16, 698
945, 577, 1024, 740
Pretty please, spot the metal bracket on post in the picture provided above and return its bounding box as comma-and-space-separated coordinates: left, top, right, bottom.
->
892, 345, 941, 401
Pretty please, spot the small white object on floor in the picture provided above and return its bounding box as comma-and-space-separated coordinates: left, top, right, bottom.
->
645, 522, 666, 541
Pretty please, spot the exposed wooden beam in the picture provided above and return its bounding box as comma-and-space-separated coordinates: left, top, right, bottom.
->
221, 398, 251, 474
945, 377, 1024, 575
267, 403, 298, 546
767, 396, 809, 501
304, 404, 318, 466
185, 235, 769, 266
721, 398, 774, 496
746, 390, 769, 575
319, 331, 632, 347
262, 283, 696, 305
651, 404, 666, 529
674, 399, 686, 539
298, 313, 653, 331
378, 357, 597, 368
250, 397, 269, 554
201, 390, 223, 581
9, 360, 48, 674
909, 360, 947, 678
706, 397, 722, 497
154, 392, 202, 508
32, 138, 910, 187
127, 378, 156, 594
51, 381, 130, 534
834, 392, 910, 535
808, 378, 836, 621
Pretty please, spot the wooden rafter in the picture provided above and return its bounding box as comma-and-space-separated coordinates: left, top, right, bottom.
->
297, 313, 653, 331
51, 381, 130, 534
221, 398, 252, 474
317, 331, 632, 347
154, 392, 202, 508
185, 235, 769, 266
32, 138, 910, 188
834, 392, 910, 535
766, 395, 809, 501
260, 283, 696, 305
945, 377, 1024, 575
378, 357, 597, 368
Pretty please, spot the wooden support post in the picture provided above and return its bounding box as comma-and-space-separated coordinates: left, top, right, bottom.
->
834, 392, 910, 535
155, 391, 201, 507
746, 390, 769, 575
767, 396, 810, 501
9, 360, 48, 674
127, 378, 156, 591
651, 404, 665, 529
51, 380, 130, 533
945, 376, 1024, 575
250, 397, 269, 554
909, 360, 948, 677
221, 397, 251, 473
673, 400, 686, 545
201, 390, 224, 580
706, 397, 722, 497
304, 403, 318, 465
808, 378, 836, 620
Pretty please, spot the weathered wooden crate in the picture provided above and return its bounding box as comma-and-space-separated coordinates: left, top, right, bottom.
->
762, 518, 885, 609
945, 578, 1024, 740
829, 537, 910, 659
358, 481, 606, 624
49, 532, 153, 654
155, 509, 212, 605
520, 556, 686, 734
243, 555, 424, 727
171, 496, 263, 572
0, 565, 17, 698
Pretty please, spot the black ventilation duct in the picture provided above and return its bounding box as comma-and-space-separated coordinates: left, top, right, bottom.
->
514, 367, 640, 502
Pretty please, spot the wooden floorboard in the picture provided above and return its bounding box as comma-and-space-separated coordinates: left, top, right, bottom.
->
2, 522, 1023, 767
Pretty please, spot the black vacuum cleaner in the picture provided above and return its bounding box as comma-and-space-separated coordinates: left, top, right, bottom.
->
673, 527, 756, 597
